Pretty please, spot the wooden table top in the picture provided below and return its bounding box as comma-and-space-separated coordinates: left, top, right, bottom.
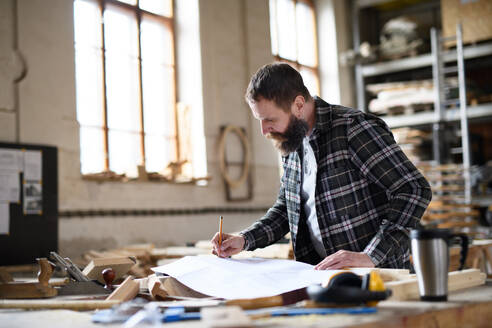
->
1, 281, 491, 328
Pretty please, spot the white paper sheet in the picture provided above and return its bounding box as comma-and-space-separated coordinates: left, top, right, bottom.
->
0, 172, 20, 202
0, 148, 23, 172
152, 255, 373, 299
0, 202, 9, 235
24, 150, 42, 181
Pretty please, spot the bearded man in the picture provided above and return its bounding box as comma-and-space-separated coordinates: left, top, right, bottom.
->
211, 63, 432, 269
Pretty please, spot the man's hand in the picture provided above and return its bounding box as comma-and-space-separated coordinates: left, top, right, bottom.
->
314, 250, 375, 270
211, 233, 245, 258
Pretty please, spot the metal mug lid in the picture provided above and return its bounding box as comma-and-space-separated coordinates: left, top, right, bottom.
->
410, 228, 451, 240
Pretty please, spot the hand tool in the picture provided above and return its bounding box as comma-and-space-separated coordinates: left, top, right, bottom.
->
50, 251, 111, 295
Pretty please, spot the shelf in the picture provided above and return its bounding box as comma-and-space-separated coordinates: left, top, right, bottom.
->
471, 195, 492, 207
361, 42, 492, 77
382, 103, 492, 128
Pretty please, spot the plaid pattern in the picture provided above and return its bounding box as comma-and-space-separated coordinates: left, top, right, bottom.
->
241, 97, 432, 269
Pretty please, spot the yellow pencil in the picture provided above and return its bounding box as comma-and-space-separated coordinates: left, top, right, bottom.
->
219, 216, 223, 248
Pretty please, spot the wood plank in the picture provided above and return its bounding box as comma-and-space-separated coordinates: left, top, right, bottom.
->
105, 276, 139, 302
0, 299, 119, 310
82, 257, 136, 284
386, 269, 485, 301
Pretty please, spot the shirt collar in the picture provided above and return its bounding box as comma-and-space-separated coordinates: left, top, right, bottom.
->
312, 96, 332, 136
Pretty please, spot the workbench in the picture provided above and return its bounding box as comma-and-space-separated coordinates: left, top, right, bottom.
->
1, 280, 491, 328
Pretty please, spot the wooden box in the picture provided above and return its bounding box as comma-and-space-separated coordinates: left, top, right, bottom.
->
441, 0, 492, 46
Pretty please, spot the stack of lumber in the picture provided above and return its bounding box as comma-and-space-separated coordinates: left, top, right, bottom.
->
392, 127, 432, 165
367, 79, 436, 116
418, 163, 479, 229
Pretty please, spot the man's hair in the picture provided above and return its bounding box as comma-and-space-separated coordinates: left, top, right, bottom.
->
245, 62, 312, 111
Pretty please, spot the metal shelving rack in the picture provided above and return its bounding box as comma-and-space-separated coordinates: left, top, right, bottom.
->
352, 0, 492, 127
351, 0, 492, 206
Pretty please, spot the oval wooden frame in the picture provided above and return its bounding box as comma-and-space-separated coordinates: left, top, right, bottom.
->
218, 125, 251, 189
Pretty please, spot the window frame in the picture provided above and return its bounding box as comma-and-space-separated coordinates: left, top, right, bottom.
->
75, 0, 178, 176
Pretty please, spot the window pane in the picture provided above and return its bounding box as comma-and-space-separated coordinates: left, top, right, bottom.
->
140, 0, 173, 17
277, 0, 297, 61
300, 67, 319, 96
269, 0, 278, 56
108, 130, 141, 177
74, 0, 102, 48
74, 0, 104, 127
75, 48, 104, 127
296, 2, 317, 67
142, 63, 175, 136
145, 135, 175, 172
141, 16, 173, 66
80, 126, 105, 174
104, 5, 141, 132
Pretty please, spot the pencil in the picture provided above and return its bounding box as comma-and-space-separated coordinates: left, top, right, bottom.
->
219, 216, 223, 248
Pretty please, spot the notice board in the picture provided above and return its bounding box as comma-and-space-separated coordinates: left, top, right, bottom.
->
0, 142, 58, 265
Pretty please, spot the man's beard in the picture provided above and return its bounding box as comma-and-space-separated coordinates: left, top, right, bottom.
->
266, 115, 309, 156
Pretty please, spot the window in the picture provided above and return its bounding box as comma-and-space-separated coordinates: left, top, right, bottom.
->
269, 0, 320, 95
74, 0, 177, 178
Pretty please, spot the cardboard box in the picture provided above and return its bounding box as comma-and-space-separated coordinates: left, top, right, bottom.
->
441, 0, 492, 46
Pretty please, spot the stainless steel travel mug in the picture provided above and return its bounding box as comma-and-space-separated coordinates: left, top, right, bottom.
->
410, 229, 468, 302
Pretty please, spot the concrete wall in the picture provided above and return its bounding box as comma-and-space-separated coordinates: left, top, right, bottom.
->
0, 0, 351, 259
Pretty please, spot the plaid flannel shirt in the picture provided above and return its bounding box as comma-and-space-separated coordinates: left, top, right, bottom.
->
241, 97, 432, 268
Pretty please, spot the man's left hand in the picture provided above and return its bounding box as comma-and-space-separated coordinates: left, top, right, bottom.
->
314, 250, 375, 270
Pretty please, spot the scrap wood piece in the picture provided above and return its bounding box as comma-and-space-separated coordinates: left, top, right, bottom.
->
0, 299, 119, 310
147, 274, 169, 300
105, 276, 139, 302
386, 269, 485, 301
82, 257, 136, 284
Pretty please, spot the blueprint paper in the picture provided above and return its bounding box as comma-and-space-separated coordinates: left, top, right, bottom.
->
152, 255, 373, 299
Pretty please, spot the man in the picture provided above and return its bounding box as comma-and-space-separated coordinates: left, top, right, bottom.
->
211, 63, 431, 269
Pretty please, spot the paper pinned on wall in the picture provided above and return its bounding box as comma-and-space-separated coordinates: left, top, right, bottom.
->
152, 255, 374, 300
23, 181, 43, 215
0, 202, 10, 235
0, 172, 20, 203
0, 148, 23, 172
24, 150, 42, 181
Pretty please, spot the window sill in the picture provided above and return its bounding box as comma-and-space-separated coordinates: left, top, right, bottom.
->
81, 171, 211, 186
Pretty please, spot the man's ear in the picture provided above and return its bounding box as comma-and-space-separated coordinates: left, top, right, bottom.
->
291, 95, 305, 118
